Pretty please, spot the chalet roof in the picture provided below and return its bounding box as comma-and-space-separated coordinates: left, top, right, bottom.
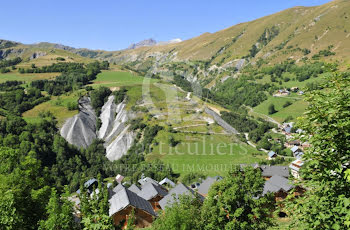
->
263, 175, 294, 195
109, 186, 155, 217
138, 182, 168, 201
268, 151, 277, 158
197, 176, 222, 196
260, 165, 289, 178
291, 146, 300, 153
159, 178, 176, 187
295, 152, 304, 159
138, 177, 159, 186
284, 126, 292, 133
159, 183, 203, 210
240, 164, 289, 178
76, 178, 98, 194
290, 159, 304, 172
128, 184, 141, 194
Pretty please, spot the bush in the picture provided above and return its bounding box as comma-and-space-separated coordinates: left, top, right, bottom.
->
56, 57, 65, 61
268, 104, 277, 115
283, 101, 292, 108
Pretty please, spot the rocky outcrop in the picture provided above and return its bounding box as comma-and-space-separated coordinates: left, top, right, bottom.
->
30, 51, 47, 59
98, 96, 136, 161
127, 39, 157, 50
60, 97, 97, 148
60, 95, 135, 161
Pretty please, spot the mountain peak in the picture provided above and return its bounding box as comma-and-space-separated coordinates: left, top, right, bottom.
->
127, 38, 157, 50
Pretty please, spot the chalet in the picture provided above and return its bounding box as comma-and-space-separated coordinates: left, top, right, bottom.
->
128, 184, 141, 194
260, 165, 289, 179
138, 176, 159, 186
285, 139, 301, 148
290, 146, 302, 157
76, 178, 98, 194
197, 176, 222, 197
159, 177, 176, 188
282, 122, 294, 134
295, 151, 304, 159
273, 89, 290, 97
137, 182, 168, 212
291, 87, 299, 92
159, 183, 204, 210
263, 175, 294, 201
268, 151, 277, 160
115, 174, 125, 184
109, 185, 156, 229
240, 164, 290, 179
289, 159, 304, 179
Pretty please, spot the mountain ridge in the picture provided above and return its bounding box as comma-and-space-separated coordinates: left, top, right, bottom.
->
1, 0, 349, 69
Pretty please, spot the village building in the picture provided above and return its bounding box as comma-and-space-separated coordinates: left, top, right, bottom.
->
197, 176, 223, 197
159, 183, 204, 210
263, 175, 294, 201
109, 184, 156, 229
290, 146, 303, 157
240, 164, 290, 179
138, 176, 159, 186
291, 87, 299, 92
260, 165, 290, 179
137, 182, 168, 212
115, 174, 125, 184
267, 151, 277, 160
128, 184, 141, 194
159, 177, 176, 188
282, 122, 294, 134
76, 178, 98, 194
273, 89, 290, 97
289, 159, 304, 179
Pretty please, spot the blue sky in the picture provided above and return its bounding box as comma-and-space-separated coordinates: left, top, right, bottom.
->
1, 0, 331, 51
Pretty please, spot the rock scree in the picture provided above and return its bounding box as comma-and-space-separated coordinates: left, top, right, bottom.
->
60, 97, 97, 148
60, 95, 135, 161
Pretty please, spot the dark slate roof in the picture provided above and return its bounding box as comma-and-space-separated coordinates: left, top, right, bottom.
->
263, 175, 294, 195
128, 184, 141, 194
260, 165, 289, 178
197, 176, 222, 195
240, 164, 290, 178
138, 182, 168, 201
159, 183, 203, 210
109, 186, 156, 217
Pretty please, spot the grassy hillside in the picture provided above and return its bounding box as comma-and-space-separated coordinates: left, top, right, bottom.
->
79, 0, 350, 68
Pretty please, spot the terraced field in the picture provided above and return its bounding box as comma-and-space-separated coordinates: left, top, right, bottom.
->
0, 72, 58, 83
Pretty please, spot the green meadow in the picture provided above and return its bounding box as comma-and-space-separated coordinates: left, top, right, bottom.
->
253, 95, 308, 123
92, 70, 158, 88
147, 130, 263, 176
0, 72, 58, 83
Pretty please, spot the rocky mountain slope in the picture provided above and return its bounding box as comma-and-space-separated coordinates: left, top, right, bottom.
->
60, 95, 136, 161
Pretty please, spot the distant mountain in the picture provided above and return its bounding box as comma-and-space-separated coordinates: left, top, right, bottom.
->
1, 0, 349, 71
126, 38, 182, 50
127, 38, 157, 50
